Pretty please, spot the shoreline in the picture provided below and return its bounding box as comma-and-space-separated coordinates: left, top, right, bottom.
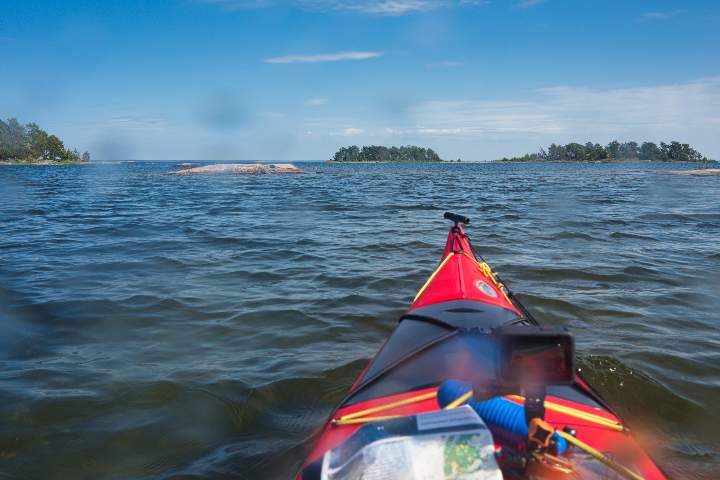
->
492, 159, 717, 164
0, 161, 89, 166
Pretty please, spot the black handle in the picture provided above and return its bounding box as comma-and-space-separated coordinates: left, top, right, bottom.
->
444, 212, 470, 225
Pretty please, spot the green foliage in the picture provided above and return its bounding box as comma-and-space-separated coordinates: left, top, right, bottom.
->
0, 118, 89, 163
332, 145, 443, 162
639, 142, 661, 160
499, 140, 706, 162
500, 152, 540, 162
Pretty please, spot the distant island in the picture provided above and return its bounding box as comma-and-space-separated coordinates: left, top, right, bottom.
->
0, 118, 90, 164
496, 140, 711, 163
330, 145, 450, 163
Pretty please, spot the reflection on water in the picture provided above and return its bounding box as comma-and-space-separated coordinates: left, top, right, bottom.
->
0, 161, 718, 479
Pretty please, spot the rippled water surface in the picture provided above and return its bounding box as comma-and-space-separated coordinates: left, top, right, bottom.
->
1, 161, 719, 479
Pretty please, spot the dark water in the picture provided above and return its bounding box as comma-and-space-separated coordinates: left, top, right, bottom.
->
1, 161, 718, 479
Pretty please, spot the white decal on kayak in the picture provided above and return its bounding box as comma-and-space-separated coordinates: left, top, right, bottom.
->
475, 280, 497, 298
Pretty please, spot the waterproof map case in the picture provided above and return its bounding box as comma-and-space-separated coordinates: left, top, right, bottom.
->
320, 405, 502, 480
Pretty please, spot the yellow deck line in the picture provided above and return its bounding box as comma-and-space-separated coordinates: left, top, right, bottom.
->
413, 253, 454, 302
337, 391, 437, 422
333, 414, 404, 426
333, 390, 624, 431
506, 395, 623, 431
556, 430, 644, 480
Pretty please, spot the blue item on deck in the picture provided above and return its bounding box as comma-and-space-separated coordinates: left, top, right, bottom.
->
437, 379, 567, 454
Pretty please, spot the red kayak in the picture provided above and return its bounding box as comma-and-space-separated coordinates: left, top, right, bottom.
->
298, 213, 666, 480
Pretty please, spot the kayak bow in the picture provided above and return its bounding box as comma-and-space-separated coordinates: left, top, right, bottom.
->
297, 213, 666, 480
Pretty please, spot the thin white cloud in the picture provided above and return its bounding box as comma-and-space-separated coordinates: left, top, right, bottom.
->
264, 51, 382, 64
640, 11, 680, 21
408, 100, 562, 135
106, 116, 168, 131
396, 78, 720, 149
322, 0, 442, 15
426, 60, 464, 68
194, 0, 271, 9
311, 0, 491, 13
516, 0, 545, 8
196, 0, 489, 15
332, 127, 365, 136
304, 97, 329, 105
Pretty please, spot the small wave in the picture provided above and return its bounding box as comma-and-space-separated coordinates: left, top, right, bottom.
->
472, 245, 512, 255
358, 242, 404, 253
227, 309, 328, 331
610, 231, 655, 240
516, 265, 627, 283
543, 231, 597, 241
696, 221, 720, 231
207, 269, 286, 283
639, 212, 692, 222
288, 252, 325, 262
621, 265, 682, 286
518, 293, 644, 322
318, 204, 355, 212
577, 355, 707, 424
145, 255, 193, 268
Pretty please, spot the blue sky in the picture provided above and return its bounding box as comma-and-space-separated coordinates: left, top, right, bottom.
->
1, 0, 719, 160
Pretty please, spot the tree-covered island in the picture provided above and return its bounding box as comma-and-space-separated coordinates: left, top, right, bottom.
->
331, 145, 448, 163
0, 118, 90, 164
496, 140, 710, 163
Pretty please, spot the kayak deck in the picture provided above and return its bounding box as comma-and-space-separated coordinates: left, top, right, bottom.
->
301, 387, 664, 478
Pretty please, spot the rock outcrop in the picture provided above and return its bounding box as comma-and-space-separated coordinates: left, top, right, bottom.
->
174, 163, 301, 175
665, 169, 720, 176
